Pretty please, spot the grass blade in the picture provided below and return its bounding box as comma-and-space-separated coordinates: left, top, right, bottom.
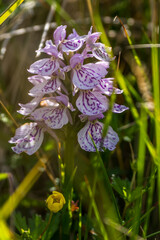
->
0, 0, 24, 25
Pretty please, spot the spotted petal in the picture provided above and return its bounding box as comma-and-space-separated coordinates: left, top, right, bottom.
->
103, 126, 119, 151
112, 103, 129, 113
28, 75, 50, 85
92, 43, 113, 62
17, 96, 43, 116
53, 25, 67, 46
9, 122, 37, 143
67, 29, 79, 40
29, 78, 61, 96
31, 107, 68, 129
28, 58, 59, 76
72, 63, 107, 90
78, 121, 119, 152
10, 123, 44, 155
38, 40, 61, 57
96, 78, 123, 96
61, 39, 84, 52
76, 91, 108, 115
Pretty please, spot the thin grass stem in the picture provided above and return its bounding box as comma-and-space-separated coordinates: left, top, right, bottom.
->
0, 100, 19, 128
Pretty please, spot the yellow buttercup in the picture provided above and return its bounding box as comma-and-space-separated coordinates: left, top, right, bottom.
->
46, 191, 66, 213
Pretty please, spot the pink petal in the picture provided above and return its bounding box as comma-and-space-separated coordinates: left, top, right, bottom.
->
76, 91, 108, 115
55, 93, 69, 106
70, 54, 84, 68
67, 29, 79, 40
53, 25, 67, 46
28, 58, 59, 76
38, 40, 60, 57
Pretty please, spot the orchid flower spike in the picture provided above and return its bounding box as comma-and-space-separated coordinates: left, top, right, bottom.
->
9, 25, 128, 154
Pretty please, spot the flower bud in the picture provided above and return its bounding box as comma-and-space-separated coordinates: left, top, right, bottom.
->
46, 191, 66, 213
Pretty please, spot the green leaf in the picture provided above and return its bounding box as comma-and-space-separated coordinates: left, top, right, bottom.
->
28, 214, 46, 239
28, 213, 60, 240
14, 212, 28, 233
112, 177, 130, 201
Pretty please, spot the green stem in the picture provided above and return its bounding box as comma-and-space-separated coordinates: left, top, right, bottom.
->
143, 165, 156, 236
97, 152, 122, 224
37, 212, 53, 240
84, 173, 97, 240
131, 108, 147, 238
64, 126, 75, 185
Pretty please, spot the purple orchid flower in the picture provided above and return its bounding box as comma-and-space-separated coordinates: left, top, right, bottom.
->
28, 41, 63, 76
112, 103, 129, 113
10, 25, 129, 155
76, 90, 108, 115
53, 25, 67, 46
28, 75, 50, 85
18, 96, 43, 116
94, 78, 123, 96
53, 25, 85, 53
91, 43, 114, 62
28, 70, 64, 97
31, 95, 74, 129
70, 54, 108, 90
29, 78, 61, 97
78, 121, 119, 152
28, 58, 59, 76
9, 122, 44, 155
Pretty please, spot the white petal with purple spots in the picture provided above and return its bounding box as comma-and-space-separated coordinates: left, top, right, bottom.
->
17, 96, 43, 116
9, 122, 37, 143
78, 121, 103, 152
72, 63, 107, 90
29, 78, 61, 96
76, 91, 108, 115
96, 78, 123, 96
10, 123, 44, 155
92, 43, 113, 62
28, 75, 49, 85
38, 40, 60, 57
103, 126, 119, 151
61, 39, 84, 52
31, 107, 68, 129
78, 121, 119, 152
112, 103, 129, 113
28, 58, 59, 76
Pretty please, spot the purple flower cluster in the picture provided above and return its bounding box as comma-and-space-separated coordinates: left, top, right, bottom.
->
9, 26, 128, 155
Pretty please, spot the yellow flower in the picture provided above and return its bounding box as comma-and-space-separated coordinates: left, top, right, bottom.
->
46, 191, 66, 213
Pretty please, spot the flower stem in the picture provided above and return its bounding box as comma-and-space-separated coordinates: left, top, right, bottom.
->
64, 126, 75, 185
37, 212, 53, 240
